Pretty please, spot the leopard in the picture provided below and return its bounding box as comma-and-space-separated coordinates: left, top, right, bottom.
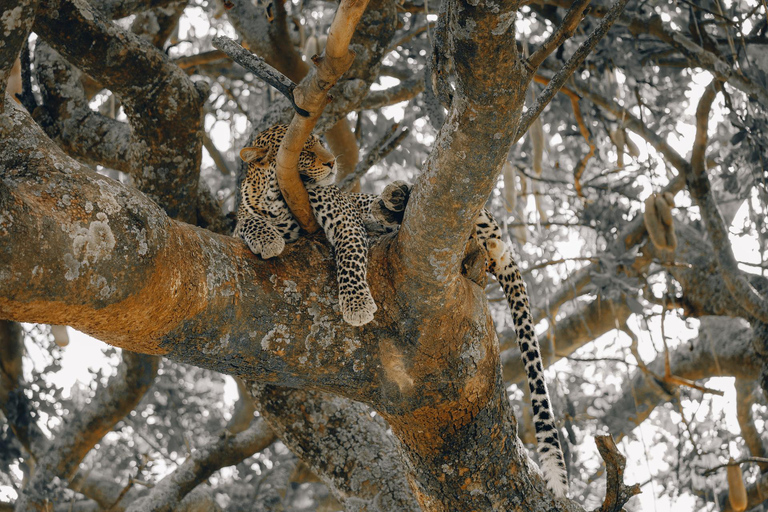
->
235, 126, 568, 496
373, 182, 570, 498
235, 125, 399, 327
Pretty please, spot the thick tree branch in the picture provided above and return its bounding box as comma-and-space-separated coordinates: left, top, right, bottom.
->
395, 0, 527, 300
33, 43, 132, 173
125, 419, 275, 512
516, 0, 630, 142
34, 0, 204, 222
686, 80, 768, 324
250, 385, 421, 511
0, 0, 37, 114
17, 351, 159, 512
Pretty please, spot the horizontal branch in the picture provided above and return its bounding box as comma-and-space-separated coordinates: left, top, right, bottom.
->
0, 99, 397, 399
360, 75, 425, 110
600, 317, 760, 443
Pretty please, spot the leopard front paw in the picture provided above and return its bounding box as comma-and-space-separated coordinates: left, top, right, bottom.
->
243, 234, 285, 259
340, 288, 378, 327
259, 237, 285, 259
372, 180, 412, 227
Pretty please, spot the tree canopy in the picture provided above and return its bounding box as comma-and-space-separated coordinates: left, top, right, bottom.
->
1, 0, 767, 510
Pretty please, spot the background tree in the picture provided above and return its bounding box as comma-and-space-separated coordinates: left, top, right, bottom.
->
1, 0, 767, 510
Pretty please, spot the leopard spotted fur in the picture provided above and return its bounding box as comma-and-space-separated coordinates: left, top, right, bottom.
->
235, 125, 392, 326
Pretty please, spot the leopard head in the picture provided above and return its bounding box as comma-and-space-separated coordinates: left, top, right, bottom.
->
239, 125, 336, 186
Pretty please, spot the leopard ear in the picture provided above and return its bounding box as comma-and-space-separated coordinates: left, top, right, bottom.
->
239, 146, 269, 164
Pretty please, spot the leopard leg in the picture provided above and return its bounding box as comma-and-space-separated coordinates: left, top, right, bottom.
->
309, 186, 377, 326
476, 209, 569, 498
234, 213, 286, 259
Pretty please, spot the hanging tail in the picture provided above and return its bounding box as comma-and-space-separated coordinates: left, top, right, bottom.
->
476, 210, 569, 497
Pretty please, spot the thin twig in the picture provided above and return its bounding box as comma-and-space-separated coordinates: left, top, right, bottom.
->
702, 457, 768, 476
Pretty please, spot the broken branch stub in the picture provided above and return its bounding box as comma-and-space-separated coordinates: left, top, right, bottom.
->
274, 0, 370, 233
594, 435, 641, 512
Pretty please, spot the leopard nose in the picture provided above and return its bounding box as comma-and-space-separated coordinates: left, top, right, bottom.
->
323, 160, 335, 169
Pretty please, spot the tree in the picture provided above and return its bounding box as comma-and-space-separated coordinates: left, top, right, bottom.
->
1, 0, 767, 510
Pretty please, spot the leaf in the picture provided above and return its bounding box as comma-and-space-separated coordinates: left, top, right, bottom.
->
730, 129, 747, 146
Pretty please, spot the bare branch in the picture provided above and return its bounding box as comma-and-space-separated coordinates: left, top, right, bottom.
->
125, 419, 275, 512
526, 0, 591, 72
600, 317, 760, 443
339, 125, 410, 192
211, 36, 310, 117
516, 0, 631, 142
536, 0, 768, 106
593, 435, 641, 512
735, 380, 768, 473
703, 457, 768, 476
360, 75, 425, 110
686, 79, 768, 324
202, 132, 232, 176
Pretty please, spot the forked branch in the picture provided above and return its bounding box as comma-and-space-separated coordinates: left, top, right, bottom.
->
593, 435, 641, 512
527, 0, 592, 72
